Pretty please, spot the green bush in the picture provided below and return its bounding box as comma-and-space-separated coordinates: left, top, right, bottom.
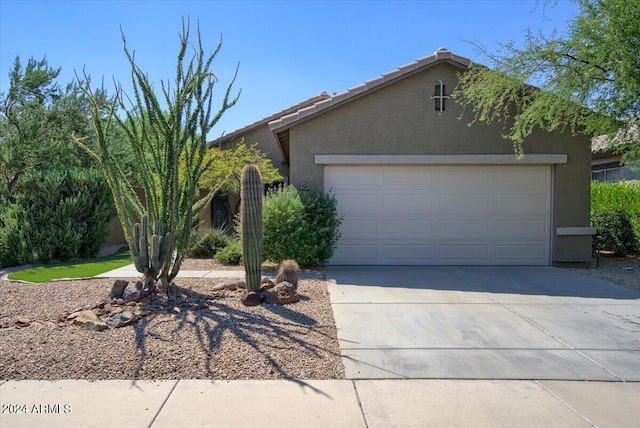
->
188, 227, 229, 258
0, 168, 115, 268
263, 186, 341, 267
0, 203, 28, 267
591, 180, 640, 212
590, 180, 640, 255
215, 240, 242, 265
591, 209, 640, 255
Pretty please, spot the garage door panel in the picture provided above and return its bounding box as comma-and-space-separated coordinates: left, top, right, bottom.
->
496, 244, 548, 263
496, 192, 550, 213
382, 243, 433, 261
383, 193, 432, 212
382, 219, 433, 237
326, 165, 551, 265
335, 192, 379, 214
340, 218, 378, 238
440, 219, 491, 237
440, 244, 490, 261
440, 193, 492, 211
383, 169, 433, 186
497, 219, 549, 237
440, 168, 492, 185
326, 168, 379, 189
497, 167, 550, 186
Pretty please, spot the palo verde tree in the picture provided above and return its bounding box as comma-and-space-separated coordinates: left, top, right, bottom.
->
76, 18, 239, 292
453, 0, 640, 157
192, 142, 282, 225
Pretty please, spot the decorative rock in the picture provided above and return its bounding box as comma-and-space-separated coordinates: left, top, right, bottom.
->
213, 282, 227, 291
225, 283, 238, 291
73, 310, 107, 331
261, 282, 299, 305
232, 280, 247, 290
111, 280, 129, 298
241, 291, 262, 306
261, 278, 275, 290
122, 282, 141, 302
107, 311, 137, 329
16, 318, 31, 326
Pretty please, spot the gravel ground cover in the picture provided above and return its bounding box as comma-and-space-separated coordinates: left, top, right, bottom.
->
0, 276, 344, 381
1, 254, 637, 381
566, 254, 640, 293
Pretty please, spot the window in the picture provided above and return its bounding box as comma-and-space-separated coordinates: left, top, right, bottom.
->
430, 80, 449, 114
591, 168, 622, 182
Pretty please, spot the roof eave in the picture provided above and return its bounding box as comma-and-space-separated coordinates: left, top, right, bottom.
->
268, 48, 471, 134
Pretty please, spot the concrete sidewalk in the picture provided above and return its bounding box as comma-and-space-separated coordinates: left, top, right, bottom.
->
2, 265, 639, 427
94, 263, 245, 279
2, 378, 640, 427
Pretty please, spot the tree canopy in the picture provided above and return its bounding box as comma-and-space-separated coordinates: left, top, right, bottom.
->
197, 142, 282, 197
0, 56, 94, 200
453, 0, 639, 157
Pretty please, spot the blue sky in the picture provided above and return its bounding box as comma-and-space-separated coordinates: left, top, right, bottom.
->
0, 0, 579, 138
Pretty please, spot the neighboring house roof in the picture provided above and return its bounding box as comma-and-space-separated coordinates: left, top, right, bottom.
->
591, 121, 639, 157
208, 92, 331, 148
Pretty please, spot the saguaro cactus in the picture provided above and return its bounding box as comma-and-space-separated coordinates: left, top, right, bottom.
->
130, 214, 171, 285
240, 164, 263, 292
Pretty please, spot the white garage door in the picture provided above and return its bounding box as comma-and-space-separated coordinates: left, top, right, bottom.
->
325, 165, 552, 265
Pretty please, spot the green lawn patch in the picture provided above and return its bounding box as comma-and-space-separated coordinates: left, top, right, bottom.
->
8, 249, 133, 283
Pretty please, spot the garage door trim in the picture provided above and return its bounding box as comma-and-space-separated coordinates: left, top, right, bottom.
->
315, 153, 567, 165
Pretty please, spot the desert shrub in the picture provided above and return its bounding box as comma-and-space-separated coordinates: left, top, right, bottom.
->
591, 209, 640, 255
591, 180, 640, 255
215, 239, 242, 265
0, 168, 115, 267
263, 186, 341, 267
188, 227, 229, 258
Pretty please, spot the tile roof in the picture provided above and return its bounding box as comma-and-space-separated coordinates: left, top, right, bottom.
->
591, 121, 639, 154
208, 92, 331, 147
268, 48, 471, 133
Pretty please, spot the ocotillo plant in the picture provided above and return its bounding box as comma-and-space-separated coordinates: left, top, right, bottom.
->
75, 18, 239, 291
240, 164, 263, 292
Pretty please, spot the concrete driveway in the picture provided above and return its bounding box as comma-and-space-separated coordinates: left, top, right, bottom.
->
326, 266, 640, 381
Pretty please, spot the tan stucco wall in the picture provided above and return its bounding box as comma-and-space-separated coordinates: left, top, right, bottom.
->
286, 63, 593, 264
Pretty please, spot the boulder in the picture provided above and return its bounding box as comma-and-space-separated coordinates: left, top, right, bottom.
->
123, 280, 153, 303
107, 311, 137, 329
261, 281, 299, 305
241, 291, 262, 306
122, 281, 141, 302
111, 280, 129, 298
73, 310, 107, 331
